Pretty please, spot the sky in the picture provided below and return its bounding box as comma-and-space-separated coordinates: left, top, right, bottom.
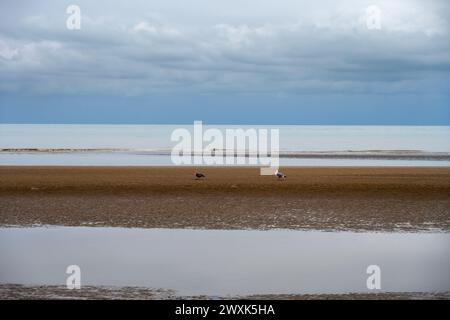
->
0, 0, 449, 124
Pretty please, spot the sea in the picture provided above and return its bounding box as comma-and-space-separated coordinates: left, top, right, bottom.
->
0, 124, 449, 166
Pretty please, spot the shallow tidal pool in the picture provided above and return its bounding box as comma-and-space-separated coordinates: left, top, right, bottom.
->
0, 227, 449, 296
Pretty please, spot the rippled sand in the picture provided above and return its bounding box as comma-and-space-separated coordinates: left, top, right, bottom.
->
1, 284, 449, 300
1, 166, 449, 232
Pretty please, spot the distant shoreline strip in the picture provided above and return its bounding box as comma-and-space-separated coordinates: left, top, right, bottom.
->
1, 148, 450, 160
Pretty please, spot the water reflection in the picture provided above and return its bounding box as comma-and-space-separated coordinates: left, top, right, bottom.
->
0, 227, 449, 296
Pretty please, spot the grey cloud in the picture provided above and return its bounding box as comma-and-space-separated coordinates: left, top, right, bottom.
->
0, 0, 449, 96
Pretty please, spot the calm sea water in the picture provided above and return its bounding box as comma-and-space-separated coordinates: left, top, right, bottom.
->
1, 124, 449, 166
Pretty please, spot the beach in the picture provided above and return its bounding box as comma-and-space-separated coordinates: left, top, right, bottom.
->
1, 166, 449, 232
1, 284, 449, 300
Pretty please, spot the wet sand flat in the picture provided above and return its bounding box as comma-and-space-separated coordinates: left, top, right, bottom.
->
0, 166, 449, 231
1, 284, 449, 300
